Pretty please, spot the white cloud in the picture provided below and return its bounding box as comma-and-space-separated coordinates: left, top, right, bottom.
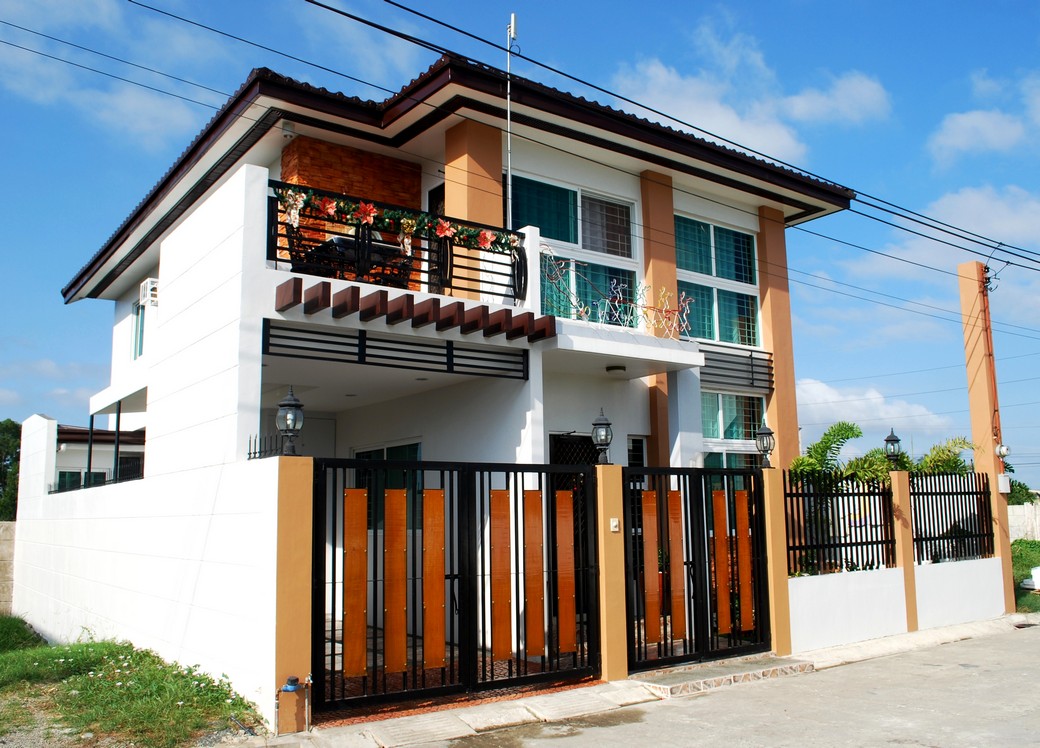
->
610, 24, 890, 165
0, 0, 122, 31
612, 58, 807, 162
970, 69, 1006, 99
71, 84, 203, 152
0, 389, 20, 406
797, 379, 952, 432
927, 110, 1025, 165
781, 72, 890, 124
1022, 75, 1040, 126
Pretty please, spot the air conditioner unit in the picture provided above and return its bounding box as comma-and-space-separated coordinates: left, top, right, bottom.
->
139, 278, 159, 307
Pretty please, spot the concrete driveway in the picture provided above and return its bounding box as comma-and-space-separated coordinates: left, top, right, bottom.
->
435, 624, 1040, 747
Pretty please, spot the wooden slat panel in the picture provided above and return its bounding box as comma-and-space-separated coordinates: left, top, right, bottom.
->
556, 490, 576, 654
667, 490, 686, 641
342, 488, 369, 677
490, 489, 512, 661
423, 489, 446, 669
383, 489, 407, 673
523, 490, 546, 657
712, 490, 732, 635
641, 490, 661, 645
734, 490, 754, 632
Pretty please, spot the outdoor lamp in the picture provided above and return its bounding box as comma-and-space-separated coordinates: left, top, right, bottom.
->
755, 424, 775, 468
276, 386, 305, 455
884, 428, 902, 465
591, 408, 613, 464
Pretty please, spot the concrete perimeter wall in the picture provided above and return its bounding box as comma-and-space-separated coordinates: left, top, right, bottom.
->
1009, 503, 1040, 541
12, 458, 281, 717
916, 557, 1005, 630
0, 522, 13, 615
788, 568, 907, 653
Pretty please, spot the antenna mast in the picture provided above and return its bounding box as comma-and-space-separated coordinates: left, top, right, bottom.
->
506, 13, 517, 230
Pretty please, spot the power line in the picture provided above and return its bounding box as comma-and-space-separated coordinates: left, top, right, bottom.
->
377, 0, 1040, 268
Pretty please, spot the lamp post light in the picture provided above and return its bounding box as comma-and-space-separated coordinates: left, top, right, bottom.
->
884, 428, 902, 466
591, 408, 613, 464
755, 424, 775, 468
276, 386, 305, 455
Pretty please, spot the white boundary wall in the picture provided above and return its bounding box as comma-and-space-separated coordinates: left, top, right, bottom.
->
915, 557, 1005, 630
1009, 504, 1040, 541
12, 457, 281, 720
788, 568, 907, 653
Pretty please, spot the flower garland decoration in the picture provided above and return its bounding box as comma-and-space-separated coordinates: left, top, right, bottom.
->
274, 186, 522, 254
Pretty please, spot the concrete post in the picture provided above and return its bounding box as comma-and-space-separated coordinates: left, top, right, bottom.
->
890, 470, 918, 633
275, 456, 313, 735
595, 464, 629, 680
761, 468, 791, 656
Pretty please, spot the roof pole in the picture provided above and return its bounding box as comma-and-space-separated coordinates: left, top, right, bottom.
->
505, 13, 517, 231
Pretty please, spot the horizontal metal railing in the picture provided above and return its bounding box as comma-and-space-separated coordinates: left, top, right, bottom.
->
268, 181, 527, 302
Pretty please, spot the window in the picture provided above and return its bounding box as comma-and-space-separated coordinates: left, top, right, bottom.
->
541, 255, 636, 326
676, 215, 759, 346
355, 442, 421, 529
512, 176, 577, 243
717, 290, 759, 346
132, 301, 146, 359
57, 471, 81, 492
581, 195, 631, 258
702, 392, 763, 441
518, 176, 637, 327
702, 391, 765, 469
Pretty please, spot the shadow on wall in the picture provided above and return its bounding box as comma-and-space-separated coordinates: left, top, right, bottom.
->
0, 522, 13, 615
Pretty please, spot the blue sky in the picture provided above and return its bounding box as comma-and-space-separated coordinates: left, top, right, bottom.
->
2, 0, 1039, 484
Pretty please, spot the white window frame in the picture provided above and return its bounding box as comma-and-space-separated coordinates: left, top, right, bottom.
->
675, 213, 761, 349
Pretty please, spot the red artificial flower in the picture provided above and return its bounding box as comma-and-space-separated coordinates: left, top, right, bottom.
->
317, 197, 337, 217
353, 202, 378, 225
435, 219, 457, 238
478, 229, 495, 249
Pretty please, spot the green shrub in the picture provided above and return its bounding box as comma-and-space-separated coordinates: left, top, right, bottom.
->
0, 616, 45, 654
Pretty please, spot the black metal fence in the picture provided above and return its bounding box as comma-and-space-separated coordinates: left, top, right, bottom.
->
268, 180, 527, 302
784, 471, 896, 575
622, 467, 769, 671
312, 458, 598, 711
909, 472, 993, 564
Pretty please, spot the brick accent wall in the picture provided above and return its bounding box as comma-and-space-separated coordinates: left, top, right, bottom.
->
0, 522, 13, 615
281, 136, 422, 209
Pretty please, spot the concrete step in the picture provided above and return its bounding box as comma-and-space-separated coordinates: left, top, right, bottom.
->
627, 654, 813, 698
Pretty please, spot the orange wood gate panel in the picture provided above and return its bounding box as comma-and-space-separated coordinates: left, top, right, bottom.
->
523, 490, 546, 657
490, 489, 512, 661
711, 490, 733, 635
342, 488, 369, 677
734, 490, 754, 633
383, 489, 408, 673
666, 490, 686, 640
556, 490, 576, 654
641, 490, 661, 645
423, 489, 446, 669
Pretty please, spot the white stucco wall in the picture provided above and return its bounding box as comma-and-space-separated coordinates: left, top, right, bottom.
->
146, 163, 269, 475
17, 415, 57, 507
12, 456, 281, 721
1009, 503, 1040, 541
915, 557, 1005, 630
788, 568, 908, 653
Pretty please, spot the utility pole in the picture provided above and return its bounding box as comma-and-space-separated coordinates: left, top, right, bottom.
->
958, 260, 1014, 612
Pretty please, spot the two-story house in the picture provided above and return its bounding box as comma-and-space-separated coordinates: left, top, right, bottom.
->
15, 54, 852, 730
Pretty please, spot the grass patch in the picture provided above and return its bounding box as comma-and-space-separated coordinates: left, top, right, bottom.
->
0, 616, 45, 653
1011, 539, 1040, 614
0, 626, 262, 747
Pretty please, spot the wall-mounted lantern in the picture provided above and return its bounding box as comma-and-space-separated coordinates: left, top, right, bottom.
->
755, 424, 775, 468
884, 428, 902, 466
276, 386, 305, 455
592, 408, 613, 464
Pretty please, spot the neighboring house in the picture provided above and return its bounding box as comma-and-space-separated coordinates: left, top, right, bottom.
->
19, 417, 145, 493
15, 55, 853, 729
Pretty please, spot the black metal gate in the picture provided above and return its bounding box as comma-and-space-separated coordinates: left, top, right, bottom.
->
622, 467, 769, 671
312, 459, 600, 710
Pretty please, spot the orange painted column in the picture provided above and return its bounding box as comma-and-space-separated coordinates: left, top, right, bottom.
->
640, 171, 678, 467
275, 456, 313, 735
445, 120, 502, 225
445, 120, 503, 301
595, 464, 629, 680
761, 468, 791, 656
890, 470, 919, 632
757, 206, 800, 470
958, 260, 1015, 613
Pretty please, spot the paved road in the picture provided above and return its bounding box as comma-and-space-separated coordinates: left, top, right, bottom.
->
434, 624, 1040, 747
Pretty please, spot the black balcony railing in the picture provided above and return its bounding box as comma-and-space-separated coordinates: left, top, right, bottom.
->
268, 181, 527, 302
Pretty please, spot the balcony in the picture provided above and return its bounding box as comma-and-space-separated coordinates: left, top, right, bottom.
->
268, 180, 527, 302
